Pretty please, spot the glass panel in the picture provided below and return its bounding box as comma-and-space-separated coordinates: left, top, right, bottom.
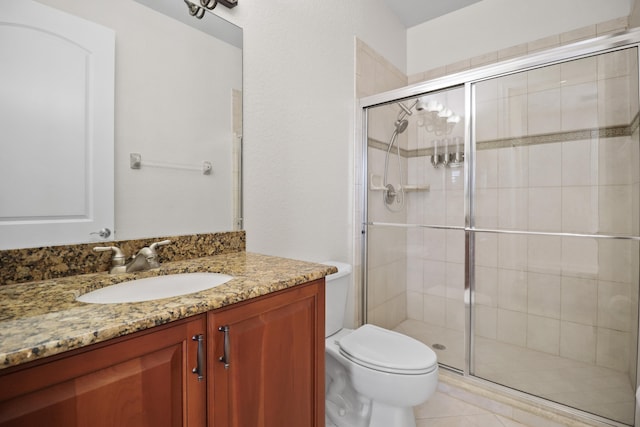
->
474, 234, 639, 425
367, 87, 466, 227
472, 47, 639, 425
366, 86, 466, 371
474, 48, 640, 236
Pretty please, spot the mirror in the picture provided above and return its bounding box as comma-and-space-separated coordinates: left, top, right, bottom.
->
3, 0, 242, 249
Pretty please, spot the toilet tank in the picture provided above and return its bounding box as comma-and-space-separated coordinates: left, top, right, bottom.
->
321, 261, 352, 337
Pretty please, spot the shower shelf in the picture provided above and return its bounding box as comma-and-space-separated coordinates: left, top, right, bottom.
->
369, 174, 429, 192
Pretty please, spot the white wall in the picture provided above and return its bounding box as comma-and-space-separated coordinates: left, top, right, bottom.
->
407, 0, 633, 75
214, 0, 405, 264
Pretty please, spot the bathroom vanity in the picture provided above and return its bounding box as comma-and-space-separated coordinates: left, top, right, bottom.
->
0, 251, 333, 427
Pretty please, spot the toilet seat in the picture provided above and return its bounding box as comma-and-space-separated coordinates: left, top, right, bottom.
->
337, 324, 437, 375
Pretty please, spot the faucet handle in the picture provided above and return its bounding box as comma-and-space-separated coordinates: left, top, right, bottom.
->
137, 240, 171, 269
93, 246, 126, 267
149, 240, 171, 252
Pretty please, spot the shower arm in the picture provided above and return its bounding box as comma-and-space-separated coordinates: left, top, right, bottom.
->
396, 99, 419, 122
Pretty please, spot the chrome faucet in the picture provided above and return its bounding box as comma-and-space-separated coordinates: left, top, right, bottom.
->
134, 240, 171, 269
94, 240, 171, 274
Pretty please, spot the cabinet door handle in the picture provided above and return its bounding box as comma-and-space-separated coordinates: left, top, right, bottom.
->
218, 325, 230, 369
192, 334, 205, 381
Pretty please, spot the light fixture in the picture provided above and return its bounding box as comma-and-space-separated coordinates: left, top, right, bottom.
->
185, 0, 237, 21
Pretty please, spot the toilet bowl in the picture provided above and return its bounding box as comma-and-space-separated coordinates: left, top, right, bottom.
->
322, 261, 438, 427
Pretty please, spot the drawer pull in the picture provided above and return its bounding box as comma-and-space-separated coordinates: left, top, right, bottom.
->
192, 334, 205, 381
218, 325, 230, 369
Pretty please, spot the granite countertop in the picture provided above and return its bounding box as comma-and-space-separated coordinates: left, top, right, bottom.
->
0, 252, 337, 370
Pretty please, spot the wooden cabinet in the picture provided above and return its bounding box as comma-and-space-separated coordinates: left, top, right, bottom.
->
0, 315, 206, 427
208, 279, 325, 427
0, 279, 325, 427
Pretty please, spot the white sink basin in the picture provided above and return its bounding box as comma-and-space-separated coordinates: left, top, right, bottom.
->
77, 273, 233, 304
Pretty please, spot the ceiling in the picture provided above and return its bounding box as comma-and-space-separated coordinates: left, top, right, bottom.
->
382, 0, 483, 28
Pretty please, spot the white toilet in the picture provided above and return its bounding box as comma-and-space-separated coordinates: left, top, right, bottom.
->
322, 261, 438, 427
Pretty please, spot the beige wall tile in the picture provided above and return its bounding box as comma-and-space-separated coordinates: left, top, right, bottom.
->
446, 298, 465, 331
561, 276, 597, 325
527, 314, 560, 354
560, 25, 596, 45
597, 280, 631, 332
596, 328, 630, 372
498, 188, 529, 230
561, 186, 598, 234
498, 268, 528, 312
498, 234, 528, 271
560, 321, 596, 363
423, 65, 447, 81
528, 143, 561, 187
527, 235, 562, 275
471, 51, 498, 68
561, 82, 598, 131
561, 237, 598, 279
423, 294, 447, 326
498, 43, 527, 61
475, 265, 498, 307
474, 305, 498, 339
596, 17, 628, 35
446, 58, 471, 75
528, 272, 561, 319
528, 34, 560, 53
497, 308, 527, 346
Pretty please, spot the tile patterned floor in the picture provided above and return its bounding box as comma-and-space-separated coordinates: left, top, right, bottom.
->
414, 391, 532, 427
395, 319, 635, 426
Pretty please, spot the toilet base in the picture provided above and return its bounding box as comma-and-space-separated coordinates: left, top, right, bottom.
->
368, 401, 416, 427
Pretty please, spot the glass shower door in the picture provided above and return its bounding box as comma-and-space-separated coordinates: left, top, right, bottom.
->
471, 47, 640, 425
365, 86, 467, 371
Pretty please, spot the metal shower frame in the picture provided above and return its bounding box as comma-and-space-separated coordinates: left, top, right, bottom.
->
359, 27, 640, 427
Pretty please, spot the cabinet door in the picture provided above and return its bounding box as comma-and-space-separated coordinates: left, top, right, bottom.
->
0, 315, 206, 427
208, 280, 325, 427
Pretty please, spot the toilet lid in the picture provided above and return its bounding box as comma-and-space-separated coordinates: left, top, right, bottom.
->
337, 324, 437, 374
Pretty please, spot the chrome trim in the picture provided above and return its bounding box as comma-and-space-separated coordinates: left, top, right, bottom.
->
636, 45, 640, 419
366, 222, 640, 241
365, 222, 464, 231
464, 81, 475, 377
361, 106, 369, 326
469, 227, 640, 241
464, 230, 473, 377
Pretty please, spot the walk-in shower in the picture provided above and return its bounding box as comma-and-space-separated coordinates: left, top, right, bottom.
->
362, 30, 640, 426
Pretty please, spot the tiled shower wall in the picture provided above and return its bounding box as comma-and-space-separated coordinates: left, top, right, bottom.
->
470, 48, 640, 378
356, 39, 409, 329
361, 17, 640, 378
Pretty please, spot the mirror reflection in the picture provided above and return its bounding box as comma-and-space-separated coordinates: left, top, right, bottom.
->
1, 0, 242, 249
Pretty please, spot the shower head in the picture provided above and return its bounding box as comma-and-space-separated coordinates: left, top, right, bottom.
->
395, 119, 409, 134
